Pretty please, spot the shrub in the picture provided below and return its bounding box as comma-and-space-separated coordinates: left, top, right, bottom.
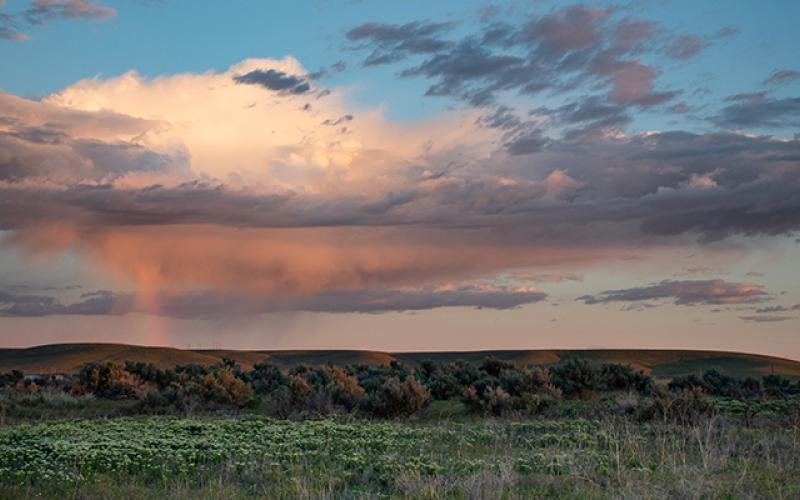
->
600, 364, 654, 394
76, 362, 148, 399
500, 367, 550, 396
284, 366, 368, 415
124, 362, 177, 389
246, 362, 288, 395
650, 386, 714, 425
701, 369, 743, 398
201, 368, 254, 407
288, 374, 311, 402
763, 374, 796, 398
0, 370, 23, 388
480, 356, 514, 377
363, 376, 430, 418
415, 360, 464, 400
325, 367, 367, 411
463, 368, 561, 417
550, 358, 601, 398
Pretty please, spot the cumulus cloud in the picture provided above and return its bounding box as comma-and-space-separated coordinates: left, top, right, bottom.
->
579, 279, 769, 306
2, 79, 800, 241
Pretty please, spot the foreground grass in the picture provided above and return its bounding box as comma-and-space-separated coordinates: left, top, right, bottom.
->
0, 411, 798, 499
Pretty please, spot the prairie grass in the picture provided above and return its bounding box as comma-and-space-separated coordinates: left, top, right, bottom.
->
0, 412, 797, 499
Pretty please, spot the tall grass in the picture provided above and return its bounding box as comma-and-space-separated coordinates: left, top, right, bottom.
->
0, 413, 797, 499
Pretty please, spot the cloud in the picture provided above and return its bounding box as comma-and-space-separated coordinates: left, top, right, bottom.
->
714, 27, 739, 38
3, 86, 800, 240
233, 69, 311, 95
0, 289, 125, 316
763, 69, 800, 86
25, 0, 115, 25
504, 128, 548, 155
346, 21, 453, 66
321, 114, 353, 126
666, 34, 709, 59
754, 304, 800, 313
724, 92, 767, 104
739, 315, 796, 323
716, 97, 800, 129
0, 283, 546, 318
0, 0, 114, 41
1, 58, 800, 310
579, 279, 769, 306
350, 6, 684, 109
0, 11, 28, 41
510, 272, 583, 283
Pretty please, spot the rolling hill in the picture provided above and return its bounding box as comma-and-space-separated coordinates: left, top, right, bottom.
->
0, 343, 798, 380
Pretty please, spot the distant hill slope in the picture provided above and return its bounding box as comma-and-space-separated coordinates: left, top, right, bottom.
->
1, 343, 799, 380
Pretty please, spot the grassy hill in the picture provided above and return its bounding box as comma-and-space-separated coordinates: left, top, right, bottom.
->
1, 343, 799, 380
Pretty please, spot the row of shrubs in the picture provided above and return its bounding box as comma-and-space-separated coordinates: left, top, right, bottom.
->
3, 357, 798, 421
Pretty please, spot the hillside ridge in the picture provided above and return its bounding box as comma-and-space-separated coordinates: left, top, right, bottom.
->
1, 343, 799, 379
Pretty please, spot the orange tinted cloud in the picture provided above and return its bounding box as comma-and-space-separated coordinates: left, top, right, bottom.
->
66, 224, 622, 297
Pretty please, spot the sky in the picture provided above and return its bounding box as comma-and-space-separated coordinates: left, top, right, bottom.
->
0, 0, 799, 358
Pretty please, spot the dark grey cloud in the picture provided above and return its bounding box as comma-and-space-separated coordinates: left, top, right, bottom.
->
537, 96, 631, 142
322, 114, 353, 126
755, 304, 800, 313
0, 289, 125, 317
0, 285, 547, 318
739, 315, 796, 323
763, 69, 800, 86
400, 39, 530, 106
504, 128, 549, 155
233, 69, 311, 95
476, 106, 521, 130
716, 97, 800, 129
348, 6, 682, 110
557, 96, 629, 125
346, 21, 453, 66
8, 284, 82, 292
579, 279, 769, 306
724, 92, 767, 104
0, 124, 190, 182
666, 34, 709, 60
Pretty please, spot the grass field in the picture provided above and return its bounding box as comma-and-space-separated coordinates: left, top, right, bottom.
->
0, 407, 797, 499
2, 343, 799, 379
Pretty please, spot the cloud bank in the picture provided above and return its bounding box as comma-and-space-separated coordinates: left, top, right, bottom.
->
0, 5, 798, 319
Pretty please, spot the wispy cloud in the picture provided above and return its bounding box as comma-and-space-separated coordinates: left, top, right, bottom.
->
579, 279, 769, 306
